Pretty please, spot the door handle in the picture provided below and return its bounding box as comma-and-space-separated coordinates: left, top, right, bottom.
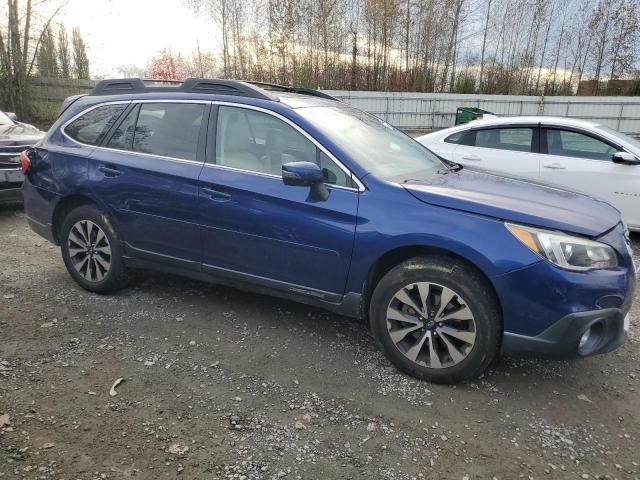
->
97, 165, 121, 177
543, 163, 566, 170
462, 155, 482, 161
202, 187, 231, 202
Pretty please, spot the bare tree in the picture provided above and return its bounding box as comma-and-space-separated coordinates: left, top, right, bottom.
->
71, 26, 89, 79
184, 0, 640, 95
0, 0, 67, 117
37, 25, 57, 77
58, 24, 71, 78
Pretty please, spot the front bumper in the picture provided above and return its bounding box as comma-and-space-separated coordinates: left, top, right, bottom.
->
495, 221, 635, 358
1, 167, 24, 204
503, 308, 629, 358
0, 185, 23, 205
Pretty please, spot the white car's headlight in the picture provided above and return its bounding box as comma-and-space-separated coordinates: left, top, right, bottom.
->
505, 223, 618, 271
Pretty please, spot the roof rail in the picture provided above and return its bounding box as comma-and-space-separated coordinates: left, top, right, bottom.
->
244, 81, 340, 101
89, 78, 278, 101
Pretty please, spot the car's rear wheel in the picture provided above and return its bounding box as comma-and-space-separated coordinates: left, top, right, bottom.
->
370, 255, 501, 384
60, 205, 131, 293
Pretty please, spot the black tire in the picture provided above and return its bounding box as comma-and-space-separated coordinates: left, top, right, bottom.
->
369, 255, 501, 384
60, 204, 132, 294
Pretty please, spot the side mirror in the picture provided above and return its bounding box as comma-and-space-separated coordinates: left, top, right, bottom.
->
612, 151, 640, 165
282, 161, 324, 186
282, 161, 329, 201
6, 112, 17, 121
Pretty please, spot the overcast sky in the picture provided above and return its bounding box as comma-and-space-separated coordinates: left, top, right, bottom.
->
59, 0, 221, 77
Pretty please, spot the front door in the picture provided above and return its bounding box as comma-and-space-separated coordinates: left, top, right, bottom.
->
539, 127, 640, 229
89, 101, 208, 264
198, 104, 359, 298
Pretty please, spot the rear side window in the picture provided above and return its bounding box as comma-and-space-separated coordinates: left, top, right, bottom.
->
106, 105, 138, 150
474, 128, 533, 152
131, 103, 204, 161
65, 103, 127, 145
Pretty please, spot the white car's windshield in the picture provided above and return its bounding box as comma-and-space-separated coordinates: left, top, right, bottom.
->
598, 125, 640, 152
296, 105, 445, 182
0, 111, 13, 125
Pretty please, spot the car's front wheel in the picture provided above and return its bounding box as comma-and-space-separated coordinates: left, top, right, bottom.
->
370, 255, 501, 384
60, 204, 131, 294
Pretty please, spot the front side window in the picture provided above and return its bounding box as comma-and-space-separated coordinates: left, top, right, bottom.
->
215, 106, 354, 187
473, 127, 534, 152
546, 129, 617, 161
131, 103, 204, 161
65, 103, 127, 145
296, 105, 443, 182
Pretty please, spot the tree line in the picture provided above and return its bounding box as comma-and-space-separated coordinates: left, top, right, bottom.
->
36, 24, 90, 80
0, 0, 90, 119
181, 0, 640, 95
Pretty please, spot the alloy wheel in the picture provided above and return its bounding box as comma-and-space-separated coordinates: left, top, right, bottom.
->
67, 220, 112, 282
386, 282, 476, 368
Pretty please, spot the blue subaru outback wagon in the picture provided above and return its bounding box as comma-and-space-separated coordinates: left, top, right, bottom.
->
21, 79, 637, 383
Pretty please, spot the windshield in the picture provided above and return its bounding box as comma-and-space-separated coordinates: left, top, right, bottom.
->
598, 125, 640, 152
296, 105, 445, 182
0, 111, 13, 125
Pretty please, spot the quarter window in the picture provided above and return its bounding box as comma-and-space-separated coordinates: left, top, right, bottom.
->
215, 106, 354, 187
474, 128, 534, 152
132, 103, 204, 161
546, 129, 617, 161
65, 103, 127, 145
444, 131, 467, 144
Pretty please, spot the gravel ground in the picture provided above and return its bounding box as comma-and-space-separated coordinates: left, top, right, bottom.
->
1, 204, 639, 480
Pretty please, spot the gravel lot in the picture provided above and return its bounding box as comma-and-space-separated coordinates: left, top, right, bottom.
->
1, 204, 639, 480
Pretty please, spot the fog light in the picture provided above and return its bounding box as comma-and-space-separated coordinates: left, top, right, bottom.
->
579, 328, 591, 349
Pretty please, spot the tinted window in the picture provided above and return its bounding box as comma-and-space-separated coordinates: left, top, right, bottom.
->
132, 103, 204, 161
546, 129, 617, 161
474, 128, 533, 152
65, 104, 127, 145
445, 131, 467, 144
215, 106, 353, 187
106, 105, 138, 150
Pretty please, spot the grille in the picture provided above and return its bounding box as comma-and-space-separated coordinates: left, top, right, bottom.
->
0, 145, 30, 155
0, 145, 28, 168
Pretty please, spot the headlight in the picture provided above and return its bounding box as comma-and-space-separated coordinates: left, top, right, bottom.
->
505, 223, 618, 271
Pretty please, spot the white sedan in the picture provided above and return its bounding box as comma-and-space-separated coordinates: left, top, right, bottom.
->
416, 117, 640, 231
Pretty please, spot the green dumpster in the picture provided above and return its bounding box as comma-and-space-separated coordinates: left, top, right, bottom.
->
455, 107, 494, 126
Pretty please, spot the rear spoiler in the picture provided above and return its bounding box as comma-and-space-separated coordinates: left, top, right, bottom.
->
58, 94, 86, 117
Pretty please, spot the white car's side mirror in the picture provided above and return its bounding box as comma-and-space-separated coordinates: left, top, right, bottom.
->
612, 151, 640, 165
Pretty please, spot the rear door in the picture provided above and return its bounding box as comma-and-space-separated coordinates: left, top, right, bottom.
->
88, 101, 209, 265
539, 127, 640, 227
197, 104, 359, 298
451, 125, 540, 179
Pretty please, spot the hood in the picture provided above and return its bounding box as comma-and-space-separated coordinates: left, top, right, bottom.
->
403, 169, 621, 237
0, 123, 45, 145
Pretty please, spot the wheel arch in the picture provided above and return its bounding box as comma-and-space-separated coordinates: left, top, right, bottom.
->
51, 194, 103, 244
363, 245, 503, 325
